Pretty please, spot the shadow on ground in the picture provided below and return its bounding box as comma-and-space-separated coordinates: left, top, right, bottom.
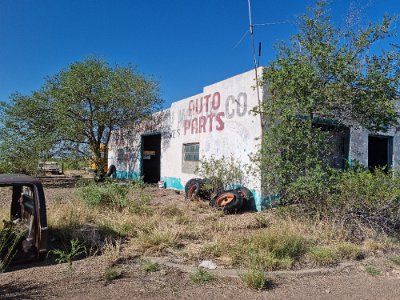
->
0, 281, 44, 299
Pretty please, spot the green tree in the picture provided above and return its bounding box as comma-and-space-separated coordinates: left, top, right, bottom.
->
0, 92, 58, 173
259, 0, 400, 195
0, 57, 162, 174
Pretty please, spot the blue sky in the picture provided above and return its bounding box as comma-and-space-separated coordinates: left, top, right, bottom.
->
0, 0, 399, 107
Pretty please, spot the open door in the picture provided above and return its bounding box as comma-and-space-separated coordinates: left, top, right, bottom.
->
141, 134, 161, 183
368, 135, 392, 172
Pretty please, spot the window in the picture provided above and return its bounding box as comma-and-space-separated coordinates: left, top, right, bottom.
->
117, 149, 124, 163
183, 143, 199, 161
182, 143, 199, 173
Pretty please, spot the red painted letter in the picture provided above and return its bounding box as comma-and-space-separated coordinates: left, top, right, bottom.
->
204, 94, 211, 112
199, 116, 207, 133
216, 112, 225, 131
189, 100, 194, 116
196, 97, 203, 114
207, 114, 213, 132
191, 118, 198, 134
184, 120, 191, 135
212, 92, 221, 110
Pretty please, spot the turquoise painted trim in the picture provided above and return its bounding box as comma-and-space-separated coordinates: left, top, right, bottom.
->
161, 176, 184, 190
253, 192, 262, 211
116, 171, 140, 180
348, 153, 352, 167
260, 194, 281, 210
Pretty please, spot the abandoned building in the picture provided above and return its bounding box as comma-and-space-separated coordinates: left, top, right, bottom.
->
108, 68, 400, 211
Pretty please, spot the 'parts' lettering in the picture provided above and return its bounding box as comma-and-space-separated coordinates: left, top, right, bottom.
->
183, 91, 247, 135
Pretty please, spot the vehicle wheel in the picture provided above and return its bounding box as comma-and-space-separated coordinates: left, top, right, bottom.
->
235, 186, 255, 211
235, 187, 253, 202
212, 190, 243, 213
185, 178, 202, 200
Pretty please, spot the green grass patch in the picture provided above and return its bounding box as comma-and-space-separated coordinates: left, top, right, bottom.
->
309, 247, 338, 266
142, 261, 160, 273
77, 181, 130, 208
365, 264, 381, 276
104, 267, 122, 281
335, 243, 363, 260
190, 268, 214, 283
240, 268, 269, 290
208, 225, 310, 271
254, 215, 269, 228
389, 256, 400, 266
137, 228, 182, 253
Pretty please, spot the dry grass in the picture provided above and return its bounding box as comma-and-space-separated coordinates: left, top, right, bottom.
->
102, 238, 123, 265
7, 183, 395, 273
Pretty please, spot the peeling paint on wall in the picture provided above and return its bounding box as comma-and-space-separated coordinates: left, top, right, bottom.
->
108, 68, 263, 208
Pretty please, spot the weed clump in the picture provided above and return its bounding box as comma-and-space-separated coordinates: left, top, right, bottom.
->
142, 260, 160, 273
190, 268, 214, 283
335, 243, 363, 260
389, 256, 400, 265
240, 268, 269, 290
208, 225, 310, 271
365, 264, 381, 276
0, 222, 25, 272
104, 267, 122, 281
76, 180, 150, 213
50, 239, 86, 270
77, 181, 130, 208
309, 247, 338, 266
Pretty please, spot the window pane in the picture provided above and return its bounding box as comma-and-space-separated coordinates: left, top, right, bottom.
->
183, 143, 199, 161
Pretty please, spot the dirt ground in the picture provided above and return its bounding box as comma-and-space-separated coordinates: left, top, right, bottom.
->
1, 183, 400, 299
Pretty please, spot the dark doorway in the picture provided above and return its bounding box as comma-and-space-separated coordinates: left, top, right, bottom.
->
368, 136, 392, 172
141, 134, 161, 183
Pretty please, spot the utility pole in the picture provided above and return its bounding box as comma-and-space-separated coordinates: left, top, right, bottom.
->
247, 0, 263, 127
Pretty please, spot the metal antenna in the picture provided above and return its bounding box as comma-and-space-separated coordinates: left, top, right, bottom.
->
248, 0, 263, 127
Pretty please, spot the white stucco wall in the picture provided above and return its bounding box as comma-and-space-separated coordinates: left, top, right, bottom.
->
161, 69, 263, 203
109, 68, 264, 209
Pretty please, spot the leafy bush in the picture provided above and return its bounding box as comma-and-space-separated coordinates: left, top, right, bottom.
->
285, 168, 400, 240
195, 155, 247, 194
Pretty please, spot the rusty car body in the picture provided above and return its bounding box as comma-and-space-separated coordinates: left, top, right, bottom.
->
0, 174, 48, 263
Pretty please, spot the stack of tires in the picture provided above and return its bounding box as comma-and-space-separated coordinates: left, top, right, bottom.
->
184, 178, 254, 214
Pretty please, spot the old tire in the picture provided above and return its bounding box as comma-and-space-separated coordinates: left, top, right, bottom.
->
235, 187, 252, 201
185, 178, 202, 200
211, 190, 243, 214
235, 186, 255, 211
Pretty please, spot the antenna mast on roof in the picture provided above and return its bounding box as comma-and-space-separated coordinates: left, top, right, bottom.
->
247, 0, 263, 127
